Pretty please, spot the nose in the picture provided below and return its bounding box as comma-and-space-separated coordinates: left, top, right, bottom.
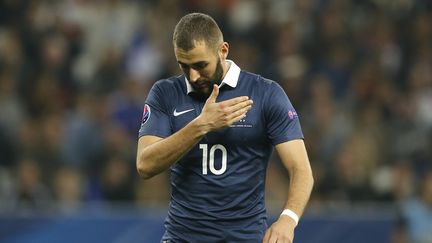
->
189, 68, 201, 82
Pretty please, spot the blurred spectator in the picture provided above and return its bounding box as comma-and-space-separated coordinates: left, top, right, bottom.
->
52, 166, 84, 213
107, 79, 147, 138
0, 0, 430, 228
100, 156, 135, 203
371, 159, 415, 202
135, 171, 170, 207
62, 0, 142, 85
302, 75, 352, 166
61, 92, 105, 169
400, 171, 432, 243
1, 158, 52, 213
0, 70, 26, 137
390, 215, 409, 243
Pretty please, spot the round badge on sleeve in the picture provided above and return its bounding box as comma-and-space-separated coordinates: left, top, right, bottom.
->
141, 104, 151, 124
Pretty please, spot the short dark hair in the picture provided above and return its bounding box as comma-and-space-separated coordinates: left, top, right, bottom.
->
173, 13, 223, 51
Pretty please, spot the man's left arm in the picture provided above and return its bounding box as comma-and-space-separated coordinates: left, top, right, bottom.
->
263, 139, 314, 243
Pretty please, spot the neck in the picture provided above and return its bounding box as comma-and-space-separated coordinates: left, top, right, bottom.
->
221, 60, 231, 82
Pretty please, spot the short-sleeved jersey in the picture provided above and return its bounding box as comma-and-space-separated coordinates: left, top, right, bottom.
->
139, 61, 303, 242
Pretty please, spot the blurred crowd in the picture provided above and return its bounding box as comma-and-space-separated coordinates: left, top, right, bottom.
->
0, 0, 432, 241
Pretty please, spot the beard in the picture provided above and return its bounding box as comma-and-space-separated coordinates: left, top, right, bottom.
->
190, 59, 224, 98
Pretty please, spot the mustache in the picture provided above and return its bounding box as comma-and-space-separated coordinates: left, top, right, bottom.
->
194, 80, 208, 85
191, 79, 214, 87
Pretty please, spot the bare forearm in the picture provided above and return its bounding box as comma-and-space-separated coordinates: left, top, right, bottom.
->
275, 140, 314, 219
284, 165, 314, 218
137, 118, 207, 179
263, 148, 314, 243
137, 85, 253, 179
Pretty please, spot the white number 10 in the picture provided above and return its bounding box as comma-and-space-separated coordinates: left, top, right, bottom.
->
199, 144, 227, 175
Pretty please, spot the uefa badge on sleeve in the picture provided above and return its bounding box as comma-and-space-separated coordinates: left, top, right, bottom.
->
288, 110, 298, 120
141, 104, 151, 125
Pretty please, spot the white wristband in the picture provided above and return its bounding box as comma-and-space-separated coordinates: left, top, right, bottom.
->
280, 209, 299, 226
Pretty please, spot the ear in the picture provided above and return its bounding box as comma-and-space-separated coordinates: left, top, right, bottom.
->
219, 42, 229, 60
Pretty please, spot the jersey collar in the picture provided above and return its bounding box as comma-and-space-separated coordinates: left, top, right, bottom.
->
185, 60, 241, 94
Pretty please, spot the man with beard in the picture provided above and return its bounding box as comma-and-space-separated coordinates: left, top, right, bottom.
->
136, 13, 314, 243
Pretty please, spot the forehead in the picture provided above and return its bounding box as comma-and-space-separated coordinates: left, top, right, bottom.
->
174, 41, 215, 64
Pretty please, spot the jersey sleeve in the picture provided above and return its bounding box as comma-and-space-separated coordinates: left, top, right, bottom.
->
264, 82, 304, 145
138, 82, 172, 138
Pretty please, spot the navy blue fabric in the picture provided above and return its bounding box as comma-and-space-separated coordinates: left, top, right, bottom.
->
139, 71, 303, 242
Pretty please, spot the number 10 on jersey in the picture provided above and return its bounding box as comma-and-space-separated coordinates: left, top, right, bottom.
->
199, 144, 227, 175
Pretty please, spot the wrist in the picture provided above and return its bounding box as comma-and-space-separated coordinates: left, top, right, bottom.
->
191, 116, 210, 136
280, 209, 299, 226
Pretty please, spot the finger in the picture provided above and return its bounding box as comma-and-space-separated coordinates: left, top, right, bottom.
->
226, 99, 253, 114
219, 96, 250, 107
227, 105, 252, 122
206, 84, 219, 104
263, 229, 271, 243
268, 233, 278, 243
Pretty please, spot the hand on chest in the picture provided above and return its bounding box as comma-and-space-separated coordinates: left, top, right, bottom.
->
170, 93, 264, 143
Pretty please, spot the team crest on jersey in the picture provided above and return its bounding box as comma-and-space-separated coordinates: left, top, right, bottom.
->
230, 115, 252, 128
141, 104, 151, 124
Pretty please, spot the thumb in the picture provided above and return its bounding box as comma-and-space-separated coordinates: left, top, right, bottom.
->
207, 84, 219, 103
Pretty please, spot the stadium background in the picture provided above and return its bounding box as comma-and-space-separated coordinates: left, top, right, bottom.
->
0, 0, 431, 242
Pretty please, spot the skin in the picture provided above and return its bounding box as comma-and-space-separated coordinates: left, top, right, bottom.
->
175, 41, 225, 97
136, 40, 314, 243
263, 140, 314, 243
136, 40, 253, 178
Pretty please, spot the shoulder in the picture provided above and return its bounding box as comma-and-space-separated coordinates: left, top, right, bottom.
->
239, 71, 283, 97
150, 75, 185, 95
240, 71, 278, 87
153, 75, 184, 89
147, 75, 184, 104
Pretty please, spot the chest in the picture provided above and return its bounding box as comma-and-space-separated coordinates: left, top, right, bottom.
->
169, 91, 266, 144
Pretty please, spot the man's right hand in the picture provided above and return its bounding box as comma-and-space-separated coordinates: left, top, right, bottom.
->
195, 84, 253, 133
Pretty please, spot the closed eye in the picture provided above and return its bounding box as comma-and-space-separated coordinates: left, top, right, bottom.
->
178, 61, 208, 70
179, 63, 189, 70
192, 62, 208, 70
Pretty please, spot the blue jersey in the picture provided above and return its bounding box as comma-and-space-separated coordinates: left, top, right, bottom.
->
139, 61, 303, 242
